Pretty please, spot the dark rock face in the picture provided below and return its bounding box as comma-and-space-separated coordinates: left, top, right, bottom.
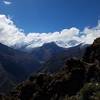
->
83, 37, 100, 63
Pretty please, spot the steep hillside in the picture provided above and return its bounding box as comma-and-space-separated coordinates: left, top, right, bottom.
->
2, 38, 100, 100
0, 43, 41, 81
0, 63, 15, 93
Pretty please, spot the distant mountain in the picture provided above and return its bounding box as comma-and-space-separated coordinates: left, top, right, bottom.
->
0, 42, 88, 78
27, 42, 88, 64
29, 42, 67, 63
30, 42, 89, 73
0, 43, 41, 81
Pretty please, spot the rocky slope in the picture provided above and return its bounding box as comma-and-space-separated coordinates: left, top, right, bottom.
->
1, 37, 100, 100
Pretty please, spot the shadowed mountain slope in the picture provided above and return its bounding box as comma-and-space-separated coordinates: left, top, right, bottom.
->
3, 38, 100, 100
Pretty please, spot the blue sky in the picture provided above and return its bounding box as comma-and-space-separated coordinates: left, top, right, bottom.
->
0, 0, 100, 48
0, 0, 100, 33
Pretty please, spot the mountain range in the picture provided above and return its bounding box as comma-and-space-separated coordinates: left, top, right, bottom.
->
23, 42, 88, 62
0, 41, 88, 93
1, 37, 100, 100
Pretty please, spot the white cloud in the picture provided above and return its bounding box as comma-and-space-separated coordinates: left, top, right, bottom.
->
0, 14, 100, 49
3, 0, 12, 5
0, 15, 25, 47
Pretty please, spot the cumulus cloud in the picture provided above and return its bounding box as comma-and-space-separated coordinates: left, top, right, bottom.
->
3, 0, 12, 5
0, 14, 100, 49
0, 15, 25, 47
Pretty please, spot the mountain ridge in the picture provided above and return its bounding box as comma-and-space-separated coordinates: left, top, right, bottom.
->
2, 37, 100, 100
